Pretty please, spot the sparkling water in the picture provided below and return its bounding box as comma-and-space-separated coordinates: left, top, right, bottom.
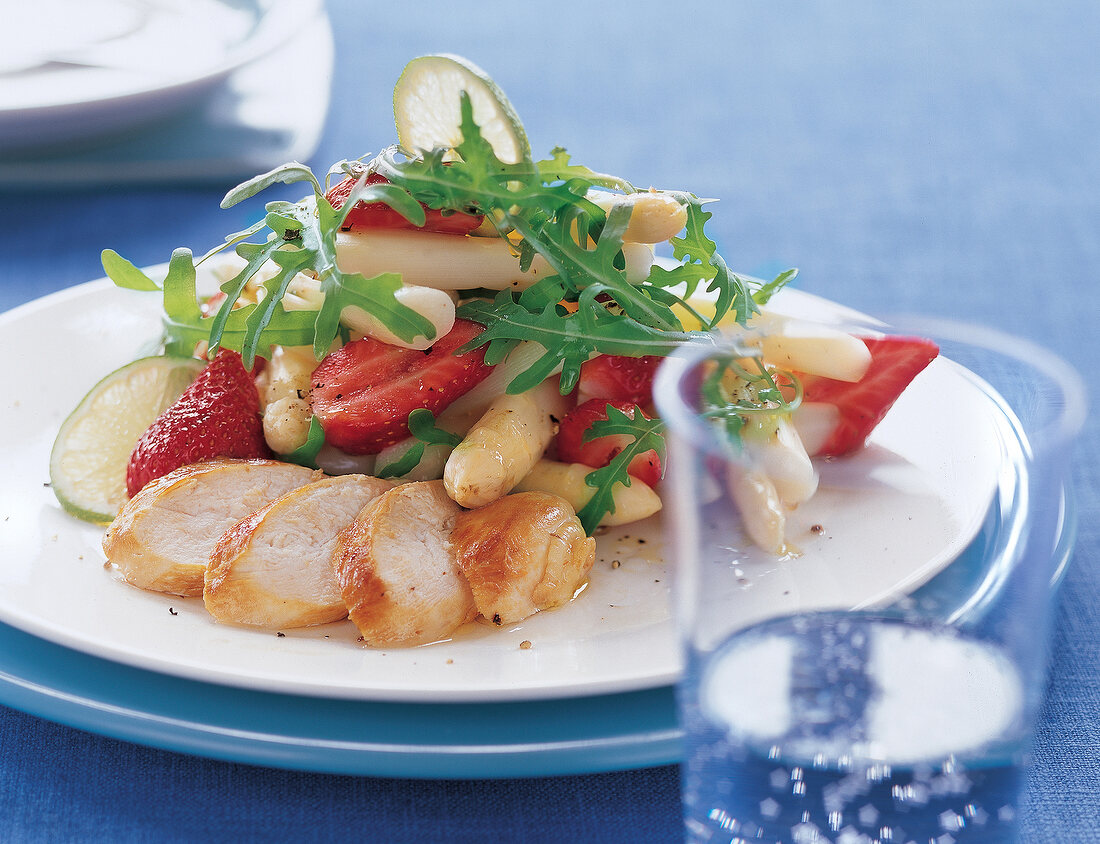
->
682, 615, 1028, 843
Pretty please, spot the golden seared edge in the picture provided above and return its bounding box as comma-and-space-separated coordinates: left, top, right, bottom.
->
102, 459, 320, 597
451, 491, 595, 626
332, 480, 477, 648
203, 474, 395, 629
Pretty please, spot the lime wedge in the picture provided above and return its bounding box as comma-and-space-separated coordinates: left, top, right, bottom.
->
49, 356, 204, 523
394, 53, 531, 165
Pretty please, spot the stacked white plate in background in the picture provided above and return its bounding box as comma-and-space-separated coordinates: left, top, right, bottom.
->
0, 0, 332, 185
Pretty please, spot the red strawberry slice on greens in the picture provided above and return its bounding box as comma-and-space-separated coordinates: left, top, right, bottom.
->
326, 172, 483, 235
556, 399, 663, 488
126, 349, 271, 496
577, 354, 661, 408
310, 318, 492, 455
797, 335, 939, 457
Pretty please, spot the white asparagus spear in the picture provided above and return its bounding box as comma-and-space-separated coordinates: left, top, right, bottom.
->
374, 440, 454, 482
726, 464, 787, 555
747, 312, 871, 382
439, 340, 551, 428
283, 274, 456, 351
743, 415, 822, 508
790, 402, 842, 457
513, 459, 662, 527
742, 416, 819, 507
334, 229, 654, 290
258, 344, 317, 454
443, 379, 570, 508
586, 189, 688, 244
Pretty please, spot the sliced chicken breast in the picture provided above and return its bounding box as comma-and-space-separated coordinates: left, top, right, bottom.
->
204, 474, 394, 629
450, 491, 595, 625
333, 480, 476, 647
103, 459, 320, 597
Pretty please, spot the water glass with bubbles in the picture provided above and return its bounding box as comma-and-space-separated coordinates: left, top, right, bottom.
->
654, 316, 1085, 844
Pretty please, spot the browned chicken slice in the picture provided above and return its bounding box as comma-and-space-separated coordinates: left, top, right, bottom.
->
103, 459, 320, 597
204, 474, 394, 629
450, 491, 595, 625
333, 480, 476, 647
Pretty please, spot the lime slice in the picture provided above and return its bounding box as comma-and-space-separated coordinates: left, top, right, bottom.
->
394, 53, 531, 165
49, 356, 205, 523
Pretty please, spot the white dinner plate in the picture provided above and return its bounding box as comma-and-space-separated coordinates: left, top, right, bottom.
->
0, 0, 318, 153
0, 275, 998, 703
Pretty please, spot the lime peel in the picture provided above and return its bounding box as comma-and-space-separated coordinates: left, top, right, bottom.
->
394, 53, 531, 165
50, 356, 204, 524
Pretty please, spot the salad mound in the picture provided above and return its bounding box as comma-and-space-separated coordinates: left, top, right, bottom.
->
52, 54, 937, 647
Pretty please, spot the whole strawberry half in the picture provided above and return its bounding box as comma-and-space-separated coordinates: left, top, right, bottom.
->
126, 349, 271, 496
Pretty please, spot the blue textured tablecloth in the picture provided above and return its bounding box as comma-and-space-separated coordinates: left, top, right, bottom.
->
2, 1, 1097, 841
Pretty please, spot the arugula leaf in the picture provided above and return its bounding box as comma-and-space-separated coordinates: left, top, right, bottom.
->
100, 250, 159, 291
206, 239, 284, 355
102, 90, 797, 432
407, 408, 463, 447
281, 417, 326, 468
220, 172, 437, 366
375, 444, 425, 479
105, 161, 438, 368
310, 265, 424, 365
326, 169, 429, 229
104, 246, 317, 360
242, 248, 316, 364
220, 161, 322, 208
535, 147, 636, 193
698, 355, 801, 447
519, 205, 683, 332
161, 248, 203, 327
575, 405, 667, 535
752, 268, 799, 306
457, 293, 713, 395
375, 409, 462, 479
193, 219, 270, 267
668, 201, 747, 328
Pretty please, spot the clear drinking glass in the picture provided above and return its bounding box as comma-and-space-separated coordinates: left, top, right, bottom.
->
654, 316, 1086, 844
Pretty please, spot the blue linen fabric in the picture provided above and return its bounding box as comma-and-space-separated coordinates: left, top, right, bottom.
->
2, 1, 1098, 841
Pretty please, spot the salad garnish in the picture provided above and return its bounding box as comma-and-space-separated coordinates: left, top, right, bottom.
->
46, 54, 942, 648
103, 94, 793, 398
99, 75, 804, 532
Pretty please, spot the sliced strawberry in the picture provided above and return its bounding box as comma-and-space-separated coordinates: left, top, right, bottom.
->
577, 354, 662, 407
310, 319, 492, 455
798, 335, 939, 456
556, 399, 662, 487
326, 173, 483, 234
126, 349, 271, 496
